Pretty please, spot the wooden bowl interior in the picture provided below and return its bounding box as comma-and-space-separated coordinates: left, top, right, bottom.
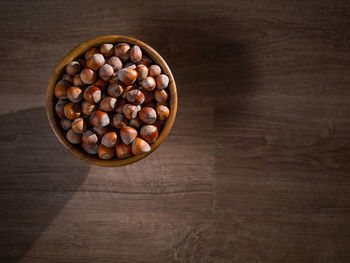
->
46, 35, 177, 167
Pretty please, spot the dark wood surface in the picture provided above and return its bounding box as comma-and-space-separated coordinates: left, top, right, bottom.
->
1, 0, 350, 262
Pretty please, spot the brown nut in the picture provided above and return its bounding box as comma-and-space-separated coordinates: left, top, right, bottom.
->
99, 64, 114, 81
107, 56, 123, 71
115, 99, 127, 113
73, 74, 85, 87
140, 125, 158, 144
55, 100, 67, 119
154, 89, 168, 103
141, 76, 156, 92
66, 129, 81, 144
130, 45, 142, 63
141, 89, 154, 104
138, 107, 157, 124
136, 64, 148, 81
93, 126, 111, 139
115, 143, 132, 159
131, 138, 151, 155
121, 85, 135, 99
127, 89, 145, 105
80, 68, 97, 84
153, 120, 165, 132
112, 113, 127, 128
100, 43, 114, 58
117, 68, 138, 85
64, 102, 81, 120
84, 85, 101, 103
60, 119, 72, 131
108, 83, 124, 98
77, 58, 86, 68
114, 43, 130, 62
101, 131, 118, 148
120, 126, 137, 145
71, 117, 86, 134
82, 142, 99, 155
148, 65, 161, 77
137, 55, 152, 67
62, 73, 73, 83
95, 78, 109, 92
66, 61, 81, 76
86, 53, 105, 71
90, 110, 110, 128
54, 80, 70, 99
156, 74, 169, 89
128, 117, 143, 129
124, 61, 137, 69
85, 47, 99, 59
82, 101, 96, 116
156, 105, 170, 120
98, 144, 115, 159
100, 96, 117, 112
82, 130, 98, 145
123, 104, 141, 119
67, 86, 83, 103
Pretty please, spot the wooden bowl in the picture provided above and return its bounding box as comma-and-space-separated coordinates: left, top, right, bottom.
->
46, 35, 177, 167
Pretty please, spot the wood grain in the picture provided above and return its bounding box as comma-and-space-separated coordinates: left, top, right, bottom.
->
1, 0, 350, 262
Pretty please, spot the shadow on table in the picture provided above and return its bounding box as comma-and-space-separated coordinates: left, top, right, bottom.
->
0, 107, 90, 262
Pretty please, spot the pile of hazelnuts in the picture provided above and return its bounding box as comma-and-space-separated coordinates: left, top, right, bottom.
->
54, 42, 170, 160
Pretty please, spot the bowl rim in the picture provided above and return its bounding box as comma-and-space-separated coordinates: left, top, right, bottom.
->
46, 35, 177, 167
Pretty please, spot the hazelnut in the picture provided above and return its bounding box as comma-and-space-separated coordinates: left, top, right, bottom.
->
141, 89, 154, 104
148, 65, 161, 77
141, 76, 156, 91
82, 142, 99, 155
98, 144, 115, 159
117, 68, 138, 85
127, 89, 145, 105
114, 43, 130, 62
60, 119, 72, 131
80, 68, 97, 84
121, 85, 134, 99
112, 113, 127, 128
140, 125, 159, 144
71, 117, 86, 134
100, 96, 117, 112
84, 85, 101, 103
128, 117, 143, 129
93, 126, 111, 139
120, 126, 137, 145
156, 105, 170, 120
95, 78, 109, 91
138, 107, 157, 124
82, 101, 96, 116
86, 53, 105, 71
156, 74, 169, 89
66, 129, 81, 144
64, 102, 81, 120
108, 83, 124, 98
55, 100, 67, 119
153, 120, 165, 131
90, 110, 110, 128
54, 80, 70, 99
66, 61, 81, 76
73, 74, 85, 87
130, 45, 142, 63
124, 61, 137, 69
67, 86, 83, 103
115, 143, 132, 159
137, 55, 152, 67
136, 64, 148, 81
62, 74, 73, 83
115, 99, 127, 113
131, 138, 151, 155
85, 47, 99, 59
99, 64, 114, 81
101, 131, 118, 148
123, 104, 141, 119
82, 130, 98, 145
100, 43, 114, 58
107, 56, 123, 71
77, 58, 86, 68
154, 89, 168, 103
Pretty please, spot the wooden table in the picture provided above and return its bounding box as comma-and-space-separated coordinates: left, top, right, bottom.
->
1, 0, 350, 262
